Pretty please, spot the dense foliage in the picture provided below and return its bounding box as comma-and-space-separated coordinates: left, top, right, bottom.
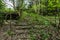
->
0, 0, 60, 40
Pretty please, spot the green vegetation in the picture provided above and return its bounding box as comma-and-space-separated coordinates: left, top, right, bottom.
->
0, 0, 60, 40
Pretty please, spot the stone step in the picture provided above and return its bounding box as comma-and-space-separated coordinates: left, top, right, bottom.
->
11, 34, 31, 40
15, 26, 32, 30
18, 34, 30, 38
15, 29, 29, 33
14, 32, 30, 35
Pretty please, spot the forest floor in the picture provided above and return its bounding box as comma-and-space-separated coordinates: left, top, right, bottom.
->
0, 16, 60, 40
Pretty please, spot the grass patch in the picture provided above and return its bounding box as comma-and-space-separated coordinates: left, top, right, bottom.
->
17, 11, 58, 25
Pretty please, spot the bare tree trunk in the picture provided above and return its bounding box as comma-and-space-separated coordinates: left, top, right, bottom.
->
13, 0, 16, 10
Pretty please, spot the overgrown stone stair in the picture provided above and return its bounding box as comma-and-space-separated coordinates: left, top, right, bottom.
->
11, 25, 31, 40
1, 21, 59, 40
0, 22, 32, 40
